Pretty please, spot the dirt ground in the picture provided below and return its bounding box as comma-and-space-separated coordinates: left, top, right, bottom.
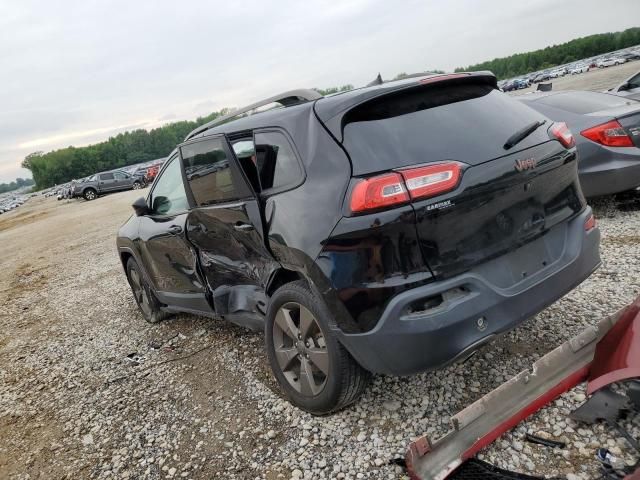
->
0, 192, 289, 479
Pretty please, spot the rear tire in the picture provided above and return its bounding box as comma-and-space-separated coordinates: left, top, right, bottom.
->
132, 181, 142, 190
265, 281, 370, 415
83, 188, 97, 201
126, 258, 170, 324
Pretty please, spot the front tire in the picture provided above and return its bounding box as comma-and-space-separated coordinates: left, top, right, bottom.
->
83, 189, 97, 201
265, 281, 370, 415
126, 258, 170, 324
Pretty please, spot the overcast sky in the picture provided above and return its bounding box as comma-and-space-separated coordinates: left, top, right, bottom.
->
1, 0, 639, 183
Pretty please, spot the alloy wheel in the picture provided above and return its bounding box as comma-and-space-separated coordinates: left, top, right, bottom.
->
86, 191, 96, 200
132, 182, 141, 190
272, 302, 329, 396
129, 267, 152, 317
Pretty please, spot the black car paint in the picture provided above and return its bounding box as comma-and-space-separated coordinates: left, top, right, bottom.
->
117, 73, 599, 374
316, 138, 583, 334
118, 104, 354, 330
412, 141, 582, 280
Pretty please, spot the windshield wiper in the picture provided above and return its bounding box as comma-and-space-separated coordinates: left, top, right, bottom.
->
503, 120, 546, 150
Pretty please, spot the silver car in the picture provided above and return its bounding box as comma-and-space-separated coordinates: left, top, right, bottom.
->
608, 70, 640, 101
517, 90, 640, 197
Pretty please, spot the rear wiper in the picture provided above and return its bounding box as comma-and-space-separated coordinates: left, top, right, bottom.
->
503, 120, 546, 150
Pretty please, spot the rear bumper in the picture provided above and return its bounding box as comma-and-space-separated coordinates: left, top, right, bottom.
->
578, 145, 640, 197
336, 208, 600, 375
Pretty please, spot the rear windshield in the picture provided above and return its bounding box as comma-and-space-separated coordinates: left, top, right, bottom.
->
342, 84, 548, 175
536, 91, 633, 114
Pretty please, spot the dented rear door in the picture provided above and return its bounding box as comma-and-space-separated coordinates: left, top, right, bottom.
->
179, 135, 277, 321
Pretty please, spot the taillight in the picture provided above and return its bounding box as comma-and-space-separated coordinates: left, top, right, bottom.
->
581, 120, 633, 147
350, 172, 409, 213
584, 213, 596, 232
400, 163, 462, 200
349, 162, 462, 213
550, 122, 575, 148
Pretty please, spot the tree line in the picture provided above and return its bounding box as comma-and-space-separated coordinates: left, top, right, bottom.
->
0, 177, 34, 194
22, 110, 230, 189
454, 27, 640, 79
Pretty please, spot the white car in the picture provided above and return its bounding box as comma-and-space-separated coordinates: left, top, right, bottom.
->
598, 58, 626, 68
570, 64, 589, 75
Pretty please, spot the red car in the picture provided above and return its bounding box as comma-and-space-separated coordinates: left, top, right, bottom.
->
145, 163, 161, 182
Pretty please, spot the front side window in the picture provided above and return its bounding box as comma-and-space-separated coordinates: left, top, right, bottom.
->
254, 131, 302, 191
627, 73, 640, 90
100, 172, 114, 181
150, 156, 189, 215
180, 137, 250, 206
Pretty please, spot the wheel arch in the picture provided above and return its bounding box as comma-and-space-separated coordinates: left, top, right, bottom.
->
265, 268, 306, 297
119, 249, 134, 272
118, 247, 155, 292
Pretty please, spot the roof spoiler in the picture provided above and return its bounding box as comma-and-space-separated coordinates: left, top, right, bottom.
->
184, 89, 323, 141
314, 71, 497, 143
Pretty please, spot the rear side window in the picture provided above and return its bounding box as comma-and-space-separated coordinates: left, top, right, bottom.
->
342, 84, 548, 175
180, 137, 251, 206
254, 131, 302, 191
536, 91, 633, 114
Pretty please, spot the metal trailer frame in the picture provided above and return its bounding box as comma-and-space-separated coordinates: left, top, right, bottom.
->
406, 295, 640, 480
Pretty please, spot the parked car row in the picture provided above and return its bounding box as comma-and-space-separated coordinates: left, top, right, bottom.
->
124, 158, 165, 184
499, 46, 640, 90
570, 63, 589, 75
0, 194, 28, 214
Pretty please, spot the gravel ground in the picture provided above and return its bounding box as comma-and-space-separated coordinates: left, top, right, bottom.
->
1, 190, 639, 480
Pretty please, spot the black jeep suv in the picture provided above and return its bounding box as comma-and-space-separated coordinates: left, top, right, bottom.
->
117, 72, 600, 414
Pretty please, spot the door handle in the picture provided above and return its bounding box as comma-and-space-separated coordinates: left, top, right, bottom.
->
234, 222, 254, 232
168, 225, 183, 235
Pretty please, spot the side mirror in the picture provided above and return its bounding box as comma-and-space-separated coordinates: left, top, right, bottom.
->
132, 197, 150, 216
618, 82, 630, 92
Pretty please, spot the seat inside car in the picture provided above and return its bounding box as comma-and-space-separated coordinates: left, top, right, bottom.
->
255, 144, 277, 189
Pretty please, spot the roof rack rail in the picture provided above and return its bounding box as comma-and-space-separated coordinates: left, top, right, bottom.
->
184, 89, 323, 141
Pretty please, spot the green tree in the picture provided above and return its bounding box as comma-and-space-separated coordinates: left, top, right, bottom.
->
22, 111, 229, 189
0, 177, 35, 194
455, 27, 640, 79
